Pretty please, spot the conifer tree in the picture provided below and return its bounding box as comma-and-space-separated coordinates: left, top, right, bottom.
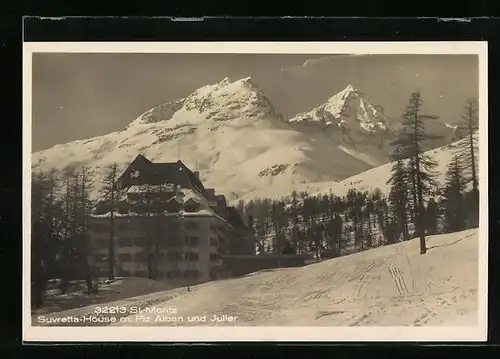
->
330, 213, 343, 255
456, 98, 479, 227
99, 163, 122, 280
456, 98, 479, 193
392, 91, 439, 254
57, 166, 95, 292
442, 155, 467, 232
74, 166, 97, 293
288, 190, 300, 249
365, 198, 374, 248
31, 170, 61, 307
387, 146, 411, 241
424, 198, 439, 235
236, 199, 245, 222
59, 168, 78, 292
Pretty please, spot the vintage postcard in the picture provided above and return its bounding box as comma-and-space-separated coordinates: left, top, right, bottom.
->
23, 41, 488, 342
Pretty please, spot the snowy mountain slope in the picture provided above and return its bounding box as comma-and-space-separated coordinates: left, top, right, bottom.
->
31, 77, 375, 201
309, 135, 478, 198
287, 84, 465, 167
287, 84, 399, 168
103, 229, 478, 326
230, 135, 475, 204
288, 84, 391, 132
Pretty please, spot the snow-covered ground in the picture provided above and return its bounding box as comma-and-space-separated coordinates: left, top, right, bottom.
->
33, 277, 184, 316
98, 228, 478, 327
231, 135, 474, 204
308, 136, 475, 199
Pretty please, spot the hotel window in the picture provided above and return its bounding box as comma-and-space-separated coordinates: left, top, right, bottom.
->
133, 237, 146, 247
168, 222, 181, 231
156, 252, 166, 261
210, 253, 220, 262
134, 251, 148, 262
118, 237, 134, 247
185, 252, 199, 261
167, 252, 183, 261
118, 253, 132, 262
210, 238, 218, 247
166, 235, 183, 246
184, 222, 199, 230
185, 236, 199, 246
117, 221, 131, 231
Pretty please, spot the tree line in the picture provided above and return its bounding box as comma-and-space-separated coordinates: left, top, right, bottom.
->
238, 95, 479, 257
31, 165, 97, 309
31, 161, 198, 309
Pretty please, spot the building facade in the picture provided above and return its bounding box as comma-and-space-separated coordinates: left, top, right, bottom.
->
88, 154, 254, 284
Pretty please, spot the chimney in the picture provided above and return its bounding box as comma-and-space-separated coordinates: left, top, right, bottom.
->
193, 171, 200, 180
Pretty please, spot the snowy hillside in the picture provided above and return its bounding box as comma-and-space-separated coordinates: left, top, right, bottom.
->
103, 229, 478, 326
310, 135, 477, 198
31, 77, 384, 201
231, 135, 474, 204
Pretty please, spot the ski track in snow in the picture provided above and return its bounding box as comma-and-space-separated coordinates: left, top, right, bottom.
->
36, 229, 478, 327
101, 229, 477, 327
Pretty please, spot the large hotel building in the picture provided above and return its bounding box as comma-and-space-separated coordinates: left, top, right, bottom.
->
88, 154, 255, 284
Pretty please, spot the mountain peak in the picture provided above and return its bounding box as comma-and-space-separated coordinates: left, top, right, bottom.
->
181, 76, 281, 121
326, 84, 359, 104
218, 77, 232, 86
342, 84, 357, 93
129, 76, 282, 128
288, 85, 389, 133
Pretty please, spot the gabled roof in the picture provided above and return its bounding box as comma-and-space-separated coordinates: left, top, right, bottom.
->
153, 160, 205, 192
118, 155, 205, 193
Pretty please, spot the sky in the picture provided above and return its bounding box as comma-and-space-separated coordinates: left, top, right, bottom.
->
31, 53, 479, 152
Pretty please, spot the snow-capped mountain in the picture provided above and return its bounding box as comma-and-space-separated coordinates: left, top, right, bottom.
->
31, 77, 470, 203
32, 77, 377, 201
129, 77, 283, 127
288, 84, 391, 133
287, 84, 398, 169
286, 84, 466, 161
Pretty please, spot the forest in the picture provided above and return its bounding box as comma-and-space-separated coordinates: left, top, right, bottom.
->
238, 95, 479, 257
